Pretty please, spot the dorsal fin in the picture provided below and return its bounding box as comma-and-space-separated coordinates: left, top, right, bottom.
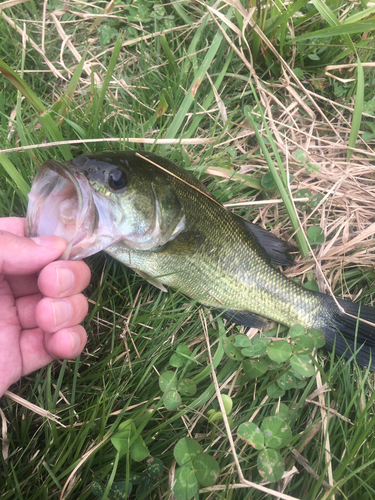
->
234, 214, 295, 267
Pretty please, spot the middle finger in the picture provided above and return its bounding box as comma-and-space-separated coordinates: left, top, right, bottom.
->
36, 293, 89, 333
17, 293, 89, 332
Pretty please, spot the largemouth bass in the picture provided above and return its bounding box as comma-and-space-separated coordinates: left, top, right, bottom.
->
26, 151, 375, 369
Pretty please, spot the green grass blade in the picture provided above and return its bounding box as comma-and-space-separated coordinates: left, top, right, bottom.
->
344, 5, 375, 24
172, 1, 194, 26
39, 115, 73, 160
244, 106, 310, 258
0, 58, 46, 113
291, 20, 374, 45
264, 0, 307, 34
312, 0, 354, 51
312, 0, 341, 27
0, 59, 72, 160
332, 390, 375, 483
160, 35, 178, 76
204, 166, 263, 191
184, 50, 234, 139
90, 33, 124, 135
52, 51, 88, 122
0, 153, 30, 199
162, 9, 232, 144
347, 59, 364, 162
15, 42, 36, 163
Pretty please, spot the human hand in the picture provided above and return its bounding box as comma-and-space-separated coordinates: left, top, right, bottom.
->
0, 217, 91, 397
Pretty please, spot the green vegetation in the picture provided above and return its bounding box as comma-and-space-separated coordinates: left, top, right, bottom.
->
1, 0, 375, 499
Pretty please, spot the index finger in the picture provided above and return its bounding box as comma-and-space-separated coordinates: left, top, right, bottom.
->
38, 260, 91, 298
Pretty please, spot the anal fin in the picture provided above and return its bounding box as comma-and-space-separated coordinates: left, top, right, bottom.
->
216, 308, 269, 329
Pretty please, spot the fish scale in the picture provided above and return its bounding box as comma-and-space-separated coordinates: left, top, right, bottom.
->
26, 151, 375, 369
106, 173, 322, 330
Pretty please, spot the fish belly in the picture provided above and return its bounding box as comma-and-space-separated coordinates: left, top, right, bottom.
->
105, 244, 323, 331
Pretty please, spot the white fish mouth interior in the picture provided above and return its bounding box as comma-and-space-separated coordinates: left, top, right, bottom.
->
53, 178, 82, 242
54, 180, 90, 248
27, 165, 97, 258
31, 170, 81, 239
27, 163, 127, 260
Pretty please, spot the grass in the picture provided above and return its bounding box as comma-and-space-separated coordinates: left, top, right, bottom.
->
1, 0, 375, 499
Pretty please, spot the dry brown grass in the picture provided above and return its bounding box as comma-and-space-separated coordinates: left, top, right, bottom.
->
1, 2, 374, 498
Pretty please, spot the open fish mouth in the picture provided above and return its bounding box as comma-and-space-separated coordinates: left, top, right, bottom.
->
26, 160, 114, 260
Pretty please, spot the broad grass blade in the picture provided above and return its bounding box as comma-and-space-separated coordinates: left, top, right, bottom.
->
348, 59, 364, 162
0, 153, 30, 199
90, 34, 124, 135
162, 9, 233, 145
0, 59, 72, 160
293, 21, 373, 47
244, 106, 310, 258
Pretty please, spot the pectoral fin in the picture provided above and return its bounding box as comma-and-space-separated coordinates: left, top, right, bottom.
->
129, 267, 168, 292
156, 231, 205, 256
216, 308, 269, 329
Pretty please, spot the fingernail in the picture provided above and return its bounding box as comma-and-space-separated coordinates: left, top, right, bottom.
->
52, 300, 72, 327
69, 331, 80, 352
57, 268, 75, 294
31, 236, 66, 248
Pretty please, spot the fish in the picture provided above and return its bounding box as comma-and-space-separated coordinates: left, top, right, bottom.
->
26, 151, 375, 369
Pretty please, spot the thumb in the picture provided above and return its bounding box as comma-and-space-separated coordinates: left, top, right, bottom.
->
0, 230, 68, 275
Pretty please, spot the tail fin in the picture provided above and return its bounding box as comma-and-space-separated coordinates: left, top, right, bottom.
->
318, 294, 375, 370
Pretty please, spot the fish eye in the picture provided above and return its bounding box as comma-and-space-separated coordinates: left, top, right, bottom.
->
108, 169, 128, 191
